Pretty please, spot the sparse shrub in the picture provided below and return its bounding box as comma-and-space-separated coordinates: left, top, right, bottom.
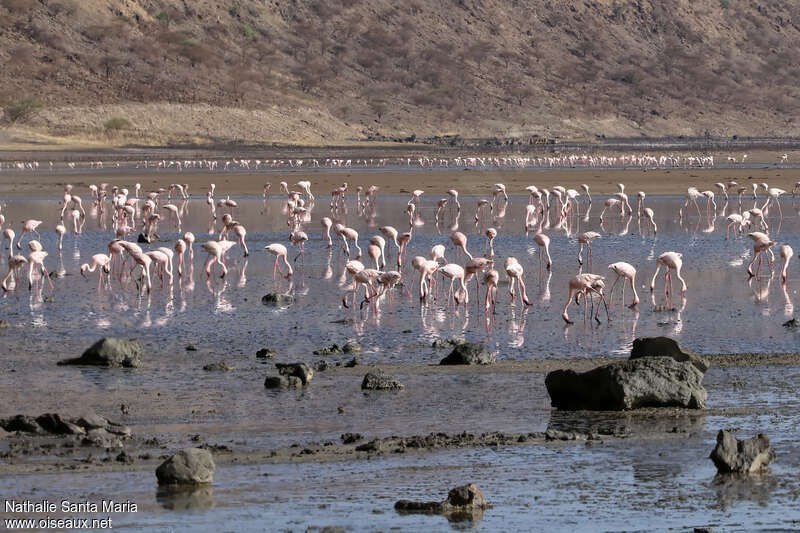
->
4, 97, 43, 123
241, 23, 257, 40
156, 11, 170, 27
228, 6, 239, 18
104, 117, 132, 130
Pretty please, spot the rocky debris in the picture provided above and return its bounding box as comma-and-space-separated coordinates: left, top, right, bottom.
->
82, 428, 123, 449
261, 293, 294, 306
156, 448, 215, 486
0, 427, 12, 439
342, 340, 361, 354
395, 483, 487, 520
202, 361, 233, 371
432, 338, 466, 349
264, 375, 303, 389
0, 319, 9, 329
629, 336, 709, 372
709, 430, 775, 474
58, 338, 143, 368
256, 348, 277, 359
545, 357, 707, 410
137, 233, 151, 244
544, 429, 590, 441
315, 360, 331, 371
341, 433, 362, 444
439, 343, 495, 365
276, 362, 313, 384
782, 318, 800, 328
361, 370, 405, 391
0, 412, 130, 439
185, 345, 197, 351
116, 450, 134, 464
343, 357, 360, 368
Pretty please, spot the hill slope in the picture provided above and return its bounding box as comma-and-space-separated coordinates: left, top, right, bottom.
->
1, 0, 799, 145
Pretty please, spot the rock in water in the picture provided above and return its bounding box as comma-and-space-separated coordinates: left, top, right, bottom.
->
58, 338, 143, 368
275, 362, 314, 384
395, 483, 487, 520
630, 336, 709, 372
432, 338, 466, 349
156, 448, 215, 485
782, 317, 800, 328
256, 348, 277, 359
709, 430, 775, 474
202, 361, 233, 371
342, 340, 362, 354
361, 370, 405, 390
261, 293, 294, 306
545, 357, 707, 410
439, 343, 495, 365
263, 375, 303, 389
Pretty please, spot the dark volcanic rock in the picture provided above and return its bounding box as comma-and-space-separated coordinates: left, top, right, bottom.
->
782, 318, 800, 328
361, 370, 405, 390
395, 483, 487, 521
58, 338, 143, 368
264, 375, 303, 389
432, 338, 466, 349
82, 428, 123, 449
275, 362, 313, 384
343, 357, 360, 368
261, 293, 294, 306
156, 447, 215, 485
440, 343, 495, 365
35, 413, 85, 435
313, 344, 343, 356
315, 360, 331, 371
545, 357, 707, 410
341, 433, 362, 444
630, 336, 709, 372
202, 361, 233, 371
256, 348, 277, 359
709, 430, 775, 474
342, 340, 362, 354
1, 415, 43, 434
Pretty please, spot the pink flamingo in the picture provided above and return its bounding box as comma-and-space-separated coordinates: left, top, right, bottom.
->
339, 227, 361, 258
321, 217, 333, 247
55, 224, 66, 251
779, 244, 793, 283
265, 243, 293, 279
81, 254, 111, 289
650, 252, 687, 296
484, 269, 500, 313
129, 250, 153, 292
146, 250, 173, 287
233, 223, 248, 256
369, 235, 386, 269
450, 231, 472, 260
202, 240, 235, 278
175, 239, 187, 276
643, 207, 658, 235
290, 230, 308, 262
746, 232, 776, 278
27, 249, 53, 292
429, 244, 446, 264
437, 263, 469, 306
416, 258, 439, 302
464, 257, 493, 304
397, 232, 412, 268
608, 261, 639, 308
504, 257, 531, 306
183, 232, 195, 261
577, 231, 600, 266
447, 189, 461, 211
162, 204, 182, 228
16, 220, 42, 249
2, 255, 27, 291
485, 228, 497, 258
533, 232, 552, 272
379, 226, 400, 261
562, 273, 608, 324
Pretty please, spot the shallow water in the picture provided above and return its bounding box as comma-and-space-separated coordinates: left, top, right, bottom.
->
2, 193, 800, 531
1, 194, 798, 362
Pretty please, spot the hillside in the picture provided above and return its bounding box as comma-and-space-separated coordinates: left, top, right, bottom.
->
1, 0, 799, 147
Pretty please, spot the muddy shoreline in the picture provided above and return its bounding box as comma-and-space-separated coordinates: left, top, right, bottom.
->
1, 351, 797, 477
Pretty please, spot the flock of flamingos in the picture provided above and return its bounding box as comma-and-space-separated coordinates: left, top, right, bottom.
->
0, 163, 798, 326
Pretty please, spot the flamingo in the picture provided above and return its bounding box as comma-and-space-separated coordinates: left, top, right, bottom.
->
81, 254, 111, 289
533, 232, 552, 272
437, 263, 469, 306
450, 231, 472, 260
321, 217, 333, 247
265, 243, 293, 279
16, 220, 42, 249
779, 244, 793, 283
504, 257, 531, 306
577, 231, 601, 266
202, 240, 235, 278
562, 273, 608, 324
608, 261, 639, 308
2, 255, 27, 291
650, 252, 687, 296
483, 268, 500, 313
746, 232, 776, 278
55, 224, 66, 250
